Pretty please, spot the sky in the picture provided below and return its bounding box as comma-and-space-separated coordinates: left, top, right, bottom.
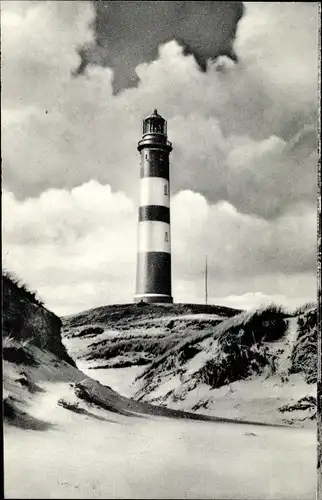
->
1, 1, 319, 316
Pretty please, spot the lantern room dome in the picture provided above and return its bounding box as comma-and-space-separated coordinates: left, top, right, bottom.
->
143, 109, 167, 135
147, 109, 163, 120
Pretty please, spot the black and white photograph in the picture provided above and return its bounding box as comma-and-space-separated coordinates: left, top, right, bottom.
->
1, 1, 320, 499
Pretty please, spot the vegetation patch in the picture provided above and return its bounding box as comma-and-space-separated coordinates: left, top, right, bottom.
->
178, 343, 203, 363
197, 344, 269, 389
278, 395, 316, 413
293, 302, 317, 315
91, 357, 151, 369
85, 333, 185, 364
57, 396, 112, 422
74, 382, 135, 417
2, 270, 44, 307
289, 307, 317, 383
138, 304, 288, 384
57, 398, 85, 414
3, 337, 39, 367
77, 326, 104, 338
62, 302, 241, 332
14, 373, 44, 393
195, 306, 288, 389
278, 396, 317, 421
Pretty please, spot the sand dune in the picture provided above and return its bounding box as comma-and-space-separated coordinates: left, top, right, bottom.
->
3, 344, 316, 499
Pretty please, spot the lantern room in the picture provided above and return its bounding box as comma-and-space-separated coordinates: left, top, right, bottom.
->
143, 109, 167, 136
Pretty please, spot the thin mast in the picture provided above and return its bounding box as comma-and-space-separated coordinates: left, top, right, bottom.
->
205, 255, 208, 305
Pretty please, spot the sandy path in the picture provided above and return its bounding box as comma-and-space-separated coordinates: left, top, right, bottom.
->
4, 408, 316, 499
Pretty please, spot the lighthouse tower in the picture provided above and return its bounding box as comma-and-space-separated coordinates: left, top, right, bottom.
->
134, 109, 173, 304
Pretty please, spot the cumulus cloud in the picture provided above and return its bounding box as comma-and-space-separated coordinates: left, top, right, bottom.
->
79, 1, 244, 93
235, 2, 318, 124
1, 1, 318, 313
2, 181, 136, 313
1, 0, 94, 108
172, 190, 316, 280
2, 183, 317, 315
1, 1, 318, 217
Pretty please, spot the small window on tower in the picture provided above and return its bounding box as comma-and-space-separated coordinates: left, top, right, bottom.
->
164, 184, 168, 196
165, 232, 169, 243
145, 153, 148, 160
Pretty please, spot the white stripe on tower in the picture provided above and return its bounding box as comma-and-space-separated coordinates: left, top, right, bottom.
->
140, 178, 170, 208
138, 221, 171, 253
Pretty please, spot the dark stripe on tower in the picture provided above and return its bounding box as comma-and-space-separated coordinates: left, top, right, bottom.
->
139, 206, 170, 223
135, 252, 172, 296
140, 161, 169, 179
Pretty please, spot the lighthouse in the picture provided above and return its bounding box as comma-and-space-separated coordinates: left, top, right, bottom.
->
134, 109, 173, 304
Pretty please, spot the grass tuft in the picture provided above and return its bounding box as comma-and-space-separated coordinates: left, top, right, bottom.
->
294, 302, 317, 316
57, 398, 84, 414
2, 269, 44, 307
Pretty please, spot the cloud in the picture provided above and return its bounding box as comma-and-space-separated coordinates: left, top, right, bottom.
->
171, 190, 317, 279
2, 183, 316, 315
1, 1, 318, 220
1, 1, 318, 314
3, 181, 133, 246
79, 1, 244, 94
1, 0, 94, 108
206, 291, 315, 314
235, 3, 318, 113
2, 181, 137, 313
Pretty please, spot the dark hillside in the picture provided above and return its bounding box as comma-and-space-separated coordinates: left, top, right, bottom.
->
62, 302, 241, 369
2, 271, 75, 367
63, 302, 241, 330
134, 305, 290, 397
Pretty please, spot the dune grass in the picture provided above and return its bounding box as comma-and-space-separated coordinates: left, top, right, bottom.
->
2, 269, 44, 307
289, 307, 317, 384
137, 304, 288, 382
294, 302, 317, 316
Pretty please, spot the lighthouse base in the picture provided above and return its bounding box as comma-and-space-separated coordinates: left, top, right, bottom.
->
134, 294, 173, 304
